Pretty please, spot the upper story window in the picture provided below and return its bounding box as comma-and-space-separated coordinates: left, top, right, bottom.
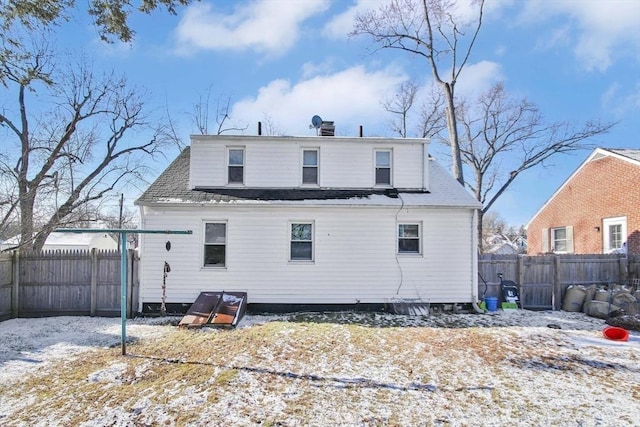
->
204, 222, 226, 267
290, 222, 314, 261
227, 148, 244, 184
302, 149, 319, 185
375, 150, 392, 186
398, 223, 421, 254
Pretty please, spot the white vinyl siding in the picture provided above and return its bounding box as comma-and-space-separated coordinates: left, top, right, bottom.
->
189, 137, 426, 189
138, 206, 475, 306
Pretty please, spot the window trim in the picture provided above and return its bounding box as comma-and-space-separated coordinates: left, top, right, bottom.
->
289, 221, 314, 262
203, 221, 227, 268
397, 222, 422, 255
301, 148, 319, 186
550, 226, 572, 254
603, 216, 627, 254
374, 149, 392, 187
227, 146, 245, 185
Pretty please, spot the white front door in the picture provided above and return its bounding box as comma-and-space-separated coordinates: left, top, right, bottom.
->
602, 216, 627, 253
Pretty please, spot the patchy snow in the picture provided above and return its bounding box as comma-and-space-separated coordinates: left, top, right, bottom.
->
1, 311, 638, 426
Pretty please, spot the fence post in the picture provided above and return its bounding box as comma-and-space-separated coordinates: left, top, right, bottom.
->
552, 255, 562, 311
90, 248, 98, 316
518, 255, 525, 309
11, 250, 19, 318
619, 254, 628, 284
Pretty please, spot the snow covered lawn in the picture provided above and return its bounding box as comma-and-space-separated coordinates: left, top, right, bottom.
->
0, 310, 638, 426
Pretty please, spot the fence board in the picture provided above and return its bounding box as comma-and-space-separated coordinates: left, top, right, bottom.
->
0, 254, 12, 320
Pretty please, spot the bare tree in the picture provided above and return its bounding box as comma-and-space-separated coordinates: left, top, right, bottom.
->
191, 87, 248, 135
383, 80, 418, 137
353, 0, 485, 185
457, 83, 615, 244
0, 40, 179, 251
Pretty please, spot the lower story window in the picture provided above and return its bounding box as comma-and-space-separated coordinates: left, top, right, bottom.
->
398, 223, 421, 254
204, 222, 226, 267
290, 222, 313, 261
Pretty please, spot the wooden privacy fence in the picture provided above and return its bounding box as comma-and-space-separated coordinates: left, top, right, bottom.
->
1, 251, 638, 319
0, 249, 138, 321
479, 253, 639, 310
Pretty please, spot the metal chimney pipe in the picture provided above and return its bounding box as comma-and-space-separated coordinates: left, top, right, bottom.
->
359, 125, 363, 137
258, 121, 262, 135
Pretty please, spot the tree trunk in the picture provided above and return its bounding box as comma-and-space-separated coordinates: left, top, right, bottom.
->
442, 82, 464, 186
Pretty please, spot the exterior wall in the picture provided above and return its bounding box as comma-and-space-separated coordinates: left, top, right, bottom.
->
138, 204, 476, 307
189, 136, 428, 190
528, 156, 640, 255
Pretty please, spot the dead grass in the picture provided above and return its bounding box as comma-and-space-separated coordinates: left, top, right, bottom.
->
1, 312, 639, 426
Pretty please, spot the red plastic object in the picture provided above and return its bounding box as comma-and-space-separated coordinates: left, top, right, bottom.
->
603, 326, 629, 342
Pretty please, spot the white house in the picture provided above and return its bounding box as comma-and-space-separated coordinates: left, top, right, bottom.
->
135, 133, 482, 313
0, 232, 118, 252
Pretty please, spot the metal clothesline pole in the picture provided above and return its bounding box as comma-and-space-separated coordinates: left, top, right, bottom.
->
55, 228, 192, 355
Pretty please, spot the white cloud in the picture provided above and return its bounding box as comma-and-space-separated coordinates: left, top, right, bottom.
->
456, 60, 504, 98
518, 0, 640, 72
323, 0, 388, 39
173, 0, 329, 56
230, 65, 407, 136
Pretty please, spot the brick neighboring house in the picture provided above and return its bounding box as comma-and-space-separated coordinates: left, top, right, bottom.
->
526, 148, 640, 255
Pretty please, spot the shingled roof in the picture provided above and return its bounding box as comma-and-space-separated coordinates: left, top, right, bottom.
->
135, 147, 481, 208
606, 148, 640, 163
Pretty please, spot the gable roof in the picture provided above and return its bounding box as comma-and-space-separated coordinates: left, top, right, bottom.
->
135, 147, 481, 209
526, 147, 640, 228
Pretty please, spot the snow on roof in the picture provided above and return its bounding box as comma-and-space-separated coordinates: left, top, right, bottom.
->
2, 231, 112, 247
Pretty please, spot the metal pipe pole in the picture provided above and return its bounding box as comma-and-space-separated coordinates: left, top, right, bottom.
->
120, 232, 127, 355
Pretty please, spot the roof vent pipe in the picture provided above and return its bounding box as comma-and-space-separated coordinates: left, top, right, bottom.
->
359, 125, 363, 137
257, 121, 262, 136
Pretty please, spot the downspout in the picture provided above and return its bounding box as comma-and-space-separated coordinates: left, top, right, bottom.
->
471, 208, 485, 314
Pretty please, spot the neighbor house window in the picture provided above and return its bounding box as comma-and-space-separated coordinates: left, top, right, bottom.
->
542, 226, 574, 253
375, 150, 391, 186
302, 149, 319, 185
551, 226, 575, 253
398, 224, 421, 254
603, 216, 627, 253
290, 222, 313, 261
204, 222, 226, 267
228, 148, 244, 184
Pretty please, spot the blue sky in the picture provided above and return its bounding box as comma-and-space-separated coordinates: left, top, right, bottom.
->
51, 0, 640, 227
